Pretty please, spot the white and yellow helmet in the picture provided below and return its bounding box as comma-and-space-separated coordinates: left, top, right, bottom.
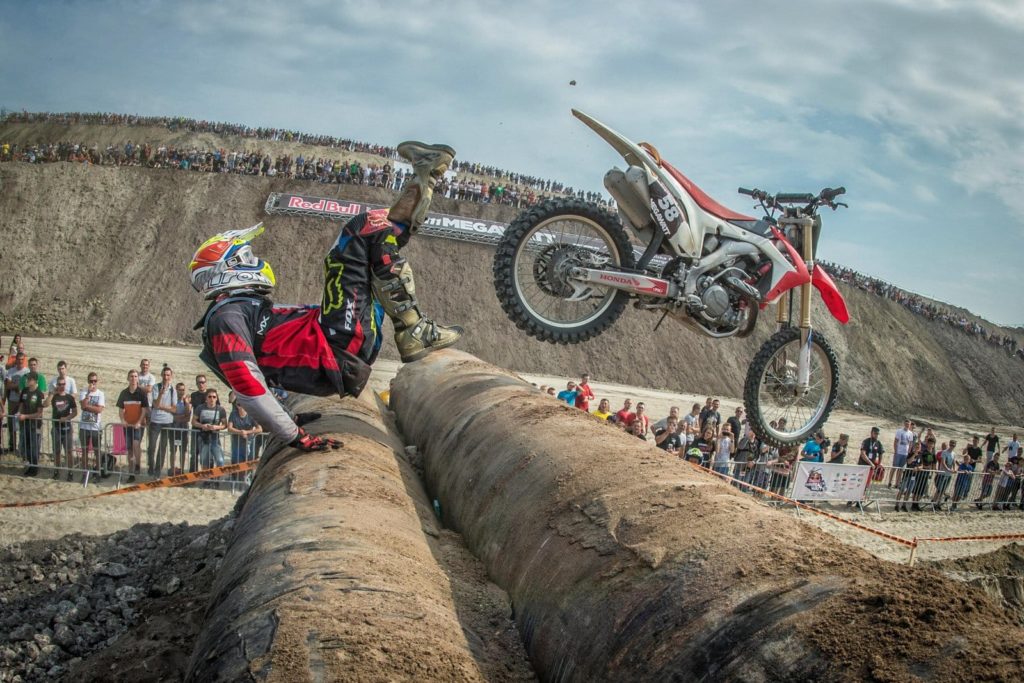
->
189, 223, 276, 300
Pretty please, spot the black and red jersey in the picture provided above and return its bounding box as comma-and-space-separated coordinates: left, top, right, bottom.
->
197, 296, 371, 442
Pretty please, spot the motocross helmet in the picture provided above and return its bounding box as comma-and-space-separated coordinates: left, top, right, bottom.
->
190, 223, 276, 300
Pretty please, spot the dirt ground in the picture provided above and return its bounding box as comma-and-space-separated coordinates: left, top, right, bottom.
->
3, 336, 1024, 681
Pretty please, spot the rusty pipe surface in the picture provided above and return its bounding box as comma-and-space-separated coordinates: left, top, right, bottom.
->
392, 350, 1024, 682
186, 393, 487, 682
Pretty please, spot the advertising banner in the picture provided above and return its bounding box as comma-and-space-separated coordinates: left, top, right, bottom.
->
267, 193, 516, 240
791, 462, 872, 501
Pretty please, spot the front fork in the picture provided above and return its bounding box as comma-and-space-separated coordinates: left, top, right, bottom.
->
776, 216, 816, 390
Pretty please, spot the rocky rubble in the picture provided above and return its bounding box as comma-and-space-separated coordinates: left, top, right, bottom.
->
0, 517, 233, 682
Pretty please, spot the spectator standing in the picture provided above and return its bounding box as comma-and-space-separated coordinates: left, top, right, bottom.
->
975, 453, 1001, 509
895, 445, 923, 512
799, 432, 825, 463
950, 450, 976, 511
614, 399, 635, 425
170, 382, 191, 473
633, 402, 651, 438
6, 333, 22, 358
653, 406, 680, 433
1003, 433, 1021, 461
4, 352, 28, 453
713, 426, 734, 475
79, 373, 105, 474
19, 357, 47, 393
964, 436, 983, 474
592, 399, 612, 420
227, 401, 262, 465
49, 360, 77, 399
148, 366, 177, 476
137, 359, 156, 451
829, 434, 849, 463
993, 456, 1020, 511
734, 426, 759, 481
699, 398, 722, 437
48, 378, 78, 480
932, 440, 957, 510
654, 416, 683, 454
556, 381, 578, 406
726, 407, 745, 444
190, 375, 212, 471
17, 372, 45, 476
681, 403, 701, 448
193, 389, 228, 469
691, 427, 716, 467
117, 369, 150, 482
982, 427, 1000, 464
575, 373, 595, 412
911, 437, 937, 511
890, 419, 915, 488
859, 427, 885, 476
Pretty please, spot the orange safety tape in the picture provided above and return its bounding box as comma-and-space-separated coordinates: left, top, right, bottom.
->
916, 533, 1024, 543
684, 461, 918, 548
0, 461, 257, 508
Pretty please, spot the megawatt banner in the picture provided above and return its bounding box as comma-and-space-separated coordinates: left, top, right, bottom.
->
791, 462, 872, 502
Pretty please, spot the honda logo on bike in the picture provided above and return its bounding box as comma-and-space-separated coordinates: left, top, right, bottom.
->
596, 272, 668, 296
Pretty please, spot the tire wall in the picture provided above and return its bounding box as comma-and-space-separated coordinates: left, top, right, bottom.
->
185, 393, 485, 682
391, 350, 1024, 682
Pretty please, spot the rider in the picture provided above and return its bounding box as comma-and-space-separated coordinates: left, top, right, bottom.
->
189, 141, 463, 452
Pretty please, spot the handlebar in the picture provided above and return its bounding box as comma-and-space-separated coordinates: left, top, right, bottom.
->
737, 186, 847, 213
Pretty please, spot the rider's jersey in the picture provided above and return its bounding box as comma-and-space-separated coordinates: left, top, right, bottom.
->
197, 295, 362, 443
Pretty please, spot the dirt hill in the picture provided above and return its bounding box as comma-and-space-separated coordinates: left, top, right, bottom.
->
1, 160, 1022, 425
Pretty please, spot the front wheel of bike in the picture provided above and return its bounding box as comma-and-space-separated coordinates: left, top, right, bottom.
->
744, 326, 840, 448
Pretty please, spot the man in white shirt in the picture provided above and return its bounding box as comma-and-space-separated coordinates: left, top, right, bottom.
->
1004, 434, 1021, 461
78, 373, 106, 475
49, 360, 77, 399
889, 419, 915, 488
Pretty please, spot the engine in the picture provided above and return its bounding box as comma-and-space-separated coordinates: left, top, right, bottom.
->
660, 243, 761, 337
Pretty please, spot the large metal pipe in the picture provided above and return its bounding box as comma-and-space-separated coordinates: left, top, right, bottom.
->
392, 350, 1024, 681
186, 394, 487, 682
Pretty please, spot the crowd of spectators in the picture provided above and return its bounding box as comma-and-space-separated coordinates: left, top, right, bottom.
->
1, 334, 261, 485
0, 110, 612, 209
539, 372, 1023, 514
819, 261, 1023, 358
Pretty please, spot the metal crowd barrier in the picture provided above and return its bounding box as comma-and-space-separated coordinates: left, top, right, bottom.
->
0, 416, 267, 493
861, 463, 1023, 513
668, 451, 1024, 516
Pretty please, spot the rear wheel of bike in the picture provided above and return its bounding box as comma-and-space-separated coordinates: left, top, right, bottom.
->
744, 326, 839, 448
493, 198, 636, 343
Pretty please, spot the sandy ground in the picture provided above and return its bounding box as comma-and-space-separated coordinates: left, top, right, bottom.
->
0, 475, 235, 547
3, 336, 1022, 566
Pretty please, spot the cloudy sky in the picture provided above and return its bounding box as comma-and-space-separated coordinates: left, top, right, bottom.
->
3, 0, 1023, 325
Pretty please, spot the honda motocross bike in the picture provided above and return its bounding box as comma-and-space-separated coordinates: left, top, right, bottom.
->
493, 110, 850, 446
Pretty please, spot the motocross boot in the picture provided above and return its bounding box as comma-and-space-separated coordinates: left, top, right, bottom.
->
372, 260, 463, 362
388, 141, 456, 232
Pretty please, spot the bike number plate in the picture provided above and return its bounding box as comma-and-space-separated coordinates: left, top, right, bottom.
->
648, 181, 686, 238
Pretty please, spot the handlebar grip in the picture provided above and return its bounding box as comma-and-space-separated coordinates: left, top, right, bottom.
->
776, 193, 815, 204
821, 186, 847, 201
738, 187, 755, 197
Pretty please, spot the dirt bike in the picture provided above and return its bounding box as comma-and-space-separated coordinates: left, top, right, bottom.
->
493, 110, 851, 446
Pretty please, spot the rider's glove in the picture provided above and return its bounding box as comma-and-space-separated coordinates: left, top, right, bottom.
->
290, 428, 343, 452
294, 411, 322, 427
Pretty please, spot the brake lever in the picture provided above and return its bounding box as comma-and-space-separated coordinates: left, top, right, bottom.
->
834, 201, 848, 209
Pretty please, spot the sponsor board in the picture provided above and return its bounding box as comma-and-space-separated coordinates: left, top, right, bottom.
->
792, 462, 871, 501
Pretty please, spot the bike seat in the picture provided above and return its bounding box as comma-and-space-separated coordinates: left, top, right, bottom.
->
659, 158, 756, 222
